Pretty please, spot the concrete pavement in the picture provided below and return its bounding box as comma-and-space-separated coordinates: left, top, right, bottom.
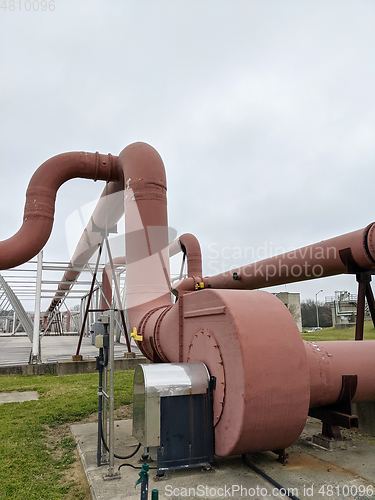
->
71, 417, 375, 500
0, 333, 140, 366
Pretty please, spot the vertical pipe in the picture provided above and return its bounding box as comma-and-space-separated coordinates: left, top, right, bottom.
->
32, 251, 43, 360
119, 143, 171, 333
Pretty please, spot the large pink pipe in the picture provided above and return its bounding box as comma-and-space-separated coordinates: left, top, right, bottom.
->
202, 224, 375, 291
119, 143, 172, 339
0, 152, 121, 270
305, 340, 375, 407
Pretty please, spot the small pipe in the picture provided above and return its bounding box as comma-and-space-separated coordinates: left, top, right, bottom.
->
175, 224, 375, 292
242, 455, 301, 500
179, 233, 202, 277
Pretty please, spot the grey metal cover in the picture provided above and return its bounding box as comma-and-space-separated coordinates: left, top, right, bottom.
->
133, 363, 210, 447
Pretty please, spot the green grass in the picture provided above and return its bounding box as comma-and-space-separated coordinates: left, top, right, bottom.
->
0, 371, 134, 500
301, 320, 375, 342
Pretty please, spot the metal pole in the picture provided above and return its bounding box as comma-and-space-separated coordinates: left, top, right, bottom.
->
97, 347, 104, 467
102, 365, 108, 464
315, 289, 323, 328
108, 308, 115, 476
32, 251, 43, 362
355, 274, 368, 341
12, 311, 16, 335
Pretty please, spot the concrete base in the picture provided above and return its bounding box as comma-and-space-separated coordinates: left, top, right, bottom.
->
353, 401, 375, 437
72, 354, 83, 361
0, 356, 150, 377
71, 417, 375, 500
124, 352, 136, 359
312, 434, 353, 450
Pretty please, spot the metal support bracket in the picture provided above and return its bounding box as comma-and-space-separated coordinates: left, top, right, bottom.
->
339, 248, 375, 340
309, 375, 358, 441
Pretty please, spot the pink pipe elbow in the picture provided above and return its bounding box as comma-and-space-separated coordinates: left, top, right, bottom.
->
119, 143, 172, 352
0, 152, 121, 270
179, 233, 202, 277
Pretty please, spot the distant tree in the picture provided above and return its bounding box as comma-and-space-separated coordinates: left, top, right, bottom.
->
301, 299, 332, 328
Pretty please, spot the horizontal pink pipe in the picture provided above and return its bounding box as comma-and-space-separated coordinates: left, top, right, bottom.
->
305, 340, 375, 407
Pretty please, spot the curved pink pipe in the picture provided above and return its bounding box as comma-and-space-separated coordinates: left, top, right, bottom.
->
0, 152, 121, 270
119, 143, 172, 340
179, 233, 202, 277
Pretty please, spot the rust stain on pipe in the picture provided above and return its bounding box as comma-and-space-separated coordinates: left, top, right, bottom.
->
0, 152, 121, 270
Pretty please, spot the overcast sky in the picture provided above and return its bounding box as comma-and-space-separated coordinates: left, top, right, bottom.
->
1, 0, 375, 308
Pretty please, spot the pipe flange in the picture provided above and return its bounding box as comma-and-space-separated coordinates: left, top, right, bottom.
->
187, 328, 225, 426
138, 305, 167, 360
153, 305, 173, 363
366, 223, 375, 264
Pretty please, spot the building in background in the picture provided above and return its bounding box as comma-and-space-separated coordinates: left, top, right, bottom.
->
275, 292, 302, 332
